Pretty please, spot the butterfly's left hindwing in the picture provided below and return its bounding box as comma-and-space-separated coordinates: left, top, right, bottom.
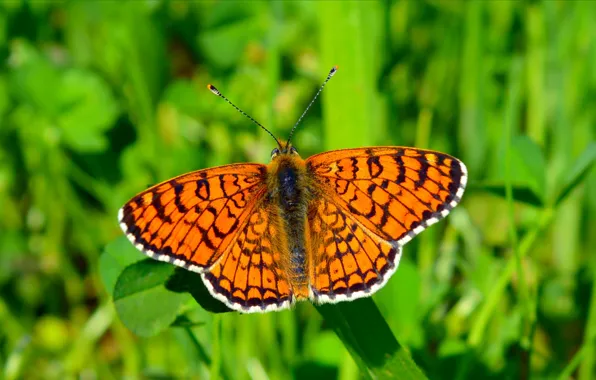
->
202, 204, 295, 312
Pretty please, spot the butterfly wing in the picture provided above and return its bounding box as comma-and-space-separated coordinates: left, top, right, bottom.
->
306, 147, 467, 302
202, 204, 295, 312
308, 196, 401, 303
119, 163, 294, 312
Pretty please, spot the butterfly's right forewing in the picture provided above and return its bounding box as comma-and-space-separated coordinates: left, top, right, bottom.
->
307, 147, 467, 245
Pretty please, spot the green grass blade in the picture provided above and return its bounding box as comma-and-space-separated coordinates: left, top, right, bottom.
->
558, 341, 592, 380
468, 208, 554, 347
472, 183, 544, 207
317, 299, 427, 379
553, 142, 596, 206
318, 1, 382, 149
579, 235, 596, 380
503, 57, 532, 358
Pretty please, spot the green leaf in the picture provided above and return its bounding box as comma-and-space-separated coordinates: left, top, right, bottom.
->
316, 299, 427, 379
113, 260, 192, 337
99, 236, 145, 296
554, 142, 596, 206
473, 182, 544, 207
9, 42, 62, 114
198, 3, 263, 69
57, 69, 119, 153
166, 268, 232, 314
510, 136, 546, 201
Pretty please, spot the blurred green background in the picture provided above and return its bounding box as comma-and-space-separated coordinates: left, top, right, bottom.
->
1, 1, 596, 379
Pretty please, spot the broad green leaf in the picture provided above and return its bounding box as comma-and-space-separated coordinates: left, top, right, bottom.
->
9, 42, 62, 114
554, 142, 596, 206
99, 236, 145, 295
316, 299, 427, 379
113, 260, 192, 337
166, 268, 232, 314
57, 69, 119, 153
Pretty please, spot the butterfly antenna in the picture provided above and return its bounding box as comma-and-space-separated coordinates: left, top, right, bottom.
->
286, 65, 338, 148
207, 84, 282, 149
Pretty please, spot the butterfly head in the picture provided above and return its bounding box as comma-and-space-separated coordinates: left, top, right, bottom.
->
271, 144, 299, 159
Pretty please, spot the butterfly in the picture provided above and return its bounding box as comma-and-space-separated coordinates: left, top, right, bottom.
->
118, 66, 467, 313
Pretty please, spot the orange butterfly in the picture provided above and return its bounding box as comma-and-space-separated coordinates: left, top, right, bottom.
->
118, 67, 467, 313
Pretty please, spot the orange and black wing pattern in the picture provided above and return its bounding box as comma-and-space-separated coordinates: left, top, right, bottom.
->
306, 147, 467, 302
118, 163, 294, 312
202, 204, 296, 312
308, 196, 400, 303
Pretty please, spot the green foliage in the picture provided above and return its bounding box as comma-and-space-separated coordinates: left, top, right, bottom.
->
113, 260, 193, 337
1, 1, 596, 379
317, 299, 427, 379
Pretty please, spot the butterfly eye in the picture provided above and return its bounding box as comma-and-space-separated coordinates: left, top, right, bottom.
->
290, 146, 298, 155
271, 148, 280, 158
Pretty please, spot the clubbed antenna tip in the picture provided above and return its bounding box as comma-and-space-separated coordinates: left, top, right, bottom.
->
330, 65, 339, 77
207, 84, 221, 96
286, 65, 339, 147
206, 83, 281, 149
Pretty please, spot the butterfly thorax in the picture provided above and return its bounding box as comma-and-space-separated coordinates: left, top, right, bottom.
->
267, 152, 311, 298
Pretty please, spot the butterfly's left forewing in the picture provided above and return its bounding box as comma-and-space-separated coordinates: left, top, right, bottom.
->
118, 163, 268, 272
306, 147, 467, 302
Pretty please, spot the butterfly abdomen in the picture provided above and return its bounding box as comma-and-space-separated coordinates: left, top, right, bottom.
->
269, 154, 311, 298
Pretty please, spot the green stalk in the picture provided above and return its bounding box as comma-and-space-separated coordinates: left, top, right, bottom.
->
210, 315, 221, 380
468, 208, 554, 347
578, 245, 596, 379
503, 57, 533, 359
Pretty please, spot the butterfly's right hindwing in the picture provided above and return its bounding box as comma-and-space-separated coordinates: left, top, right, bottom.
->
308, 196, 402, 304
